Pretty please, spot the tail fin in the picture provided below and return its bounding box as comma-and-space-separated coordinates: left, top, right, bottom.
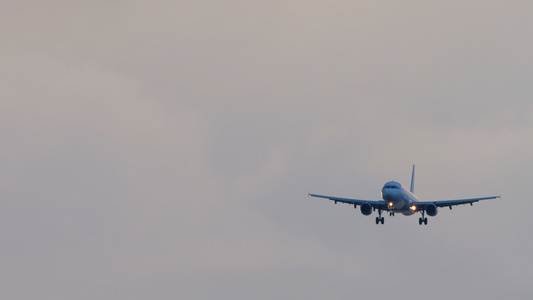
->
410, 164, 415, 193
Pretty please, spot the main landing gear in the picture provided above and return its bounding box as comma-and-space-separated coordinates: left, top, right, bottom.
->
418, 211, 428, 225
376, 210, 384, 224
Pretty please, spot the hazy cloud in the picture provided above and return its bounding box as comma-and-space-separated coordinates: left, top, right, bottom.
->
1, 1, 532, 299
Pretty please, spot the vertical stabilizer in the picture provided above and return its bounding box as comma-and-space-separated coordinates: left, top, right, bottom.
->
410, 165, 415, 193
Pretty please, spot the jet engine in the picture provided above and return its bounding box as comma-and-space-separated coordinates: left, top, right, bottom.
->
360, 202, 372, 215
426, 203, 438, 216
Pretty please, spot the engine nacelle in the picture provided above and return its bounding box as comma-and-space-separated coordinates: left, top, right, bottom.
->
360, 202, 372, 216
426, 203, 438, 217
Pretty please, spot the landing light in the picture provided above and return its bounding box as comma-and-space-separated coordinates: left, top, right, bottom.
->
410, 205, 417, 211
388, 202, 394, 207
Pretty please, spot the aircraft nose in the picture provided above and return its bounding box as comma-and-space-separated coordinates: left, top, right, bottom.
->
382, 189, 391, 200
381, 187, 401, 201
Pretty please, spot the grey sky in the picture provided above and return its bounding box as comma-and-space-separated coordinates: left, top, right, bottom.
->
1, 1, 532, 299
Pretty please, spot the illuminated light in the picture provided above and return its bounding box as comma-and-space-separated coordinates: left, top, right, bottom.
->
388, 202, 394, 207
410, 205, 417, 211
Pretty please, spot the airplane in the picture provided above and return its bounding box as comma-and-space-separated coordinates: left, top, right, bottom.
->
309, 165, 500, 225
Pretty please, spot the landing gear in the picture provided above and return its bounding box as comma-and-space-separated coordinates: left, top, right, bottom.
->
418, 211, 428, 225
376, 210, 384, 224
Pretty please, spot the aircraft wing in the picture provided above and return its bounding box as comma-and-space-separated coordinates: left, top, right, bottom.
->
308, 193, 388, 210
414, 195, 501, 209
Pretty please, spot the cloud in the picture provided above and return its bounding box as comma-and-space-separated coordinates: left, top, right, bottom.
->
2, 1, 533, 299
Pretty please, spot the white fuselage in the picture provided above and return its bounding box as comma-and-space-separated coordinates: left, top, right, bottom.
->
381, 181, 418, 215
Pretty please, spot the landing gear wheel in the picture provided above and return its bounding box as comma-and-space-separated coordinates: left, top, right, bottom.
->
419, 210, 428, 225
376, 210, 385, 225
